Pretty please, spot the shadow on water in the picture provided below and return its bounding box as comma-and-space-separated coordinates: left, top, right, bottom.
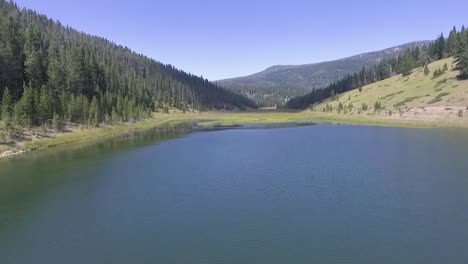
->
0, 122, 193, 230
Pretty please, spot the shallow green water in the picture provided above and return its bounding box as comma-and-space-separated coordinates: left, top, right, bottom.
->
1, 125, 468, 264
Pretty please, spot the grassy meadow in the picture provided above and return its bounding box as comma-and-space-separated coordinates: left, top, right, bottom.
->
313, 58, 468, 123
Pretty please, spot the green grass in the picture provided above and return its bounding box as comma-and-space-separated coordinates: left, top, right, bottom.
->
393, 96, 421, 107
312, 57, 468, 123
315, 58, 468, 109
2, 107, 468, 158
428, 92, 450, 104
380, 93, 396, 100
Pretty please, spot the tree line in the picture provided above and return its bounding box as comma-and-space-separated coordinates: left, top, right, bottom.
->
0, 0, 256, 134
287, 26, 468, 109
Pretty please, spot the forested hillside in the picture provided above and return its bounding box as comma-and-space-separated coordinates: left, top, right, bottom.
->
217, 41, 429, 107
0, 0, 255, 133
287, 26, 468, 109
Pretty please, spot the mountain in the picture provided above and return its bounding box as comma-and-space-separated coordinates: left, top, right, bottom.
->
0, 0, 256, 131
216, 41, 431, 107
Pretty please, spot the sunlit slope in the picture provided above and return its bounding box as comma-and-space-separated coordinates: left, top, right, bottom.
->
313, 58, 468, 122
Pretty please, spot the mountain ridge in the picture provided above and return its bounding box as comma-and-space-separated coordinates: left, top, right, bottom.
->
216, 41, 432, 106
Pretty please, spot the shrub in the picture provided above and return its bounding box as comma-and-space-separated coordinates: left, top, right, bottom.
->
433, 67, 447, 78
323, 103, 333, 112
424, 64, 430, 75
337, 102, 344, 113
362, 103, 368, 111
458, 110, 464, 118
0, 122, 15, 144
374, 101, 382, 111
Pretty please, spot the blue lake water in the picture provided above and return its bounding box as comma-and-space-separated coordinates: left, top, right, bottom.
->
1, 125, 468, 264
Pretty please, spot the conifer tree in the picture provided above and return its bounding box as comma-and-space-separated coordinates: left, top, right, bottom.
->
52, 112, 64, 132
424, 64, 430, 76
47, 38, 66, 93
447, 26, 458, 56
111, 106, 119, 124
400, 53, 414, 76
431, 34, 446, 60
13, 84, 34, 128
330, 89, 336, 100
88, 96, 100, 127
1, 87, 13, 124
455, 28, 468, 78
24, 50, 45, 89
38, 86, 54, 125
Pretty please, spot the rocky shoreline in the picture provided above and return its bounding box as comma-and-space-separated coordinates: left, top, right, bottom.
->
0, 149, 29, 160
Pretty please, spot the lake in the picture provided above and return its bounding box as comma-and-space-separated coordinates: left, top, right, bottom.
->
1, 124, 468, 264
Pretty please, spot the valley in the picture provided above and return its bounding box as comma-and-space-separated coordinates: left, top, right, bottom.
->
1, 1, 468, 263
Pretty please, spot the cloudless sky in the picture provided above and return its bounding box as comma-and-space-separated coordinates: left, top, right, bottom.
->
12, 0, 468, 80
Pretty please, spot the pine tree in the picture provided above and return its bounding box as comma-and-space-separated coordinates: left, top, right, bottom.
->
1, 87, 13, 124
455, 28, 468, 78
47, 38, 66, 93
0, 12, 23, 99
374, 101, 382, 111
38, 86, 54, 126
433, 68, 441, 78
400, 53, 414, 76
353, 73, 362, 89
24, 50, 45, 89
88, 96, 100, 127
51, 112, 64, 132
447, 26, 458, 56
67, 45, 89, 96
378, 63, 391, 80
431, 34, 446, 60
424, 64, 430, 76
111, 106, 119, 124
337, 102, 344, 113
13, 84, 34, 128
79, 95, 90, 124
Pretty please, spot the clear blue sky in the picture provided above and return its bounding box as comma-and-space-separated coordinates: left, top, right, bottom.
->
13, 0, 467, 80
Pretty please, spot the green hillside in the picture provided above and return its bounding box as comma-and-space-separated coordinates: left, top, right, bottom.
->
312, 58, 468, 123
217, 41, 430, 107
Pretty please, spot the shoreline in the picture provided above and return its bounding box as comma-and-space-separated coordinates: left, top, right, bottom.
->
1, 111, 467, 160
